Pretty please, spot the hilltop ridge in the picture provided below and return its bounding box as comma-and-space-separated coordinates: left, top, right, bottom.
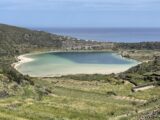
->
1, 23, 160, 57
0, 23, 115, 56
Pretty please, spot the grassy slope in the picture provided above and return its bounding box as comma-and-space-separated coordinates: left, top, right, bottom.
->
119, 56, 160, 86
0, 24, 64, 55
0, 23, 115, 56
0, 24, 160, 120
0, 75, 159, 120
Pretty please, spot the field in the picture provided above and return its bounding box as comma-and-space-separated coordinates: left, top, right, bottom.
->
0, 73, 159, 120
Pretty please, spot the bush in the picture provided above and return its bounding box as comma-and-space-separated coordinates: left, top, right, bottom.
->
106, 91, 116, 96
2, 65, 34, 85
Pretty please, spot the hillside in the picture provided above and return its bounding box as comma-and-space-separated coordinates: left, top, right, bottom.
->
0, 24, 69, 55
120, 56, 160, 85
0, 23, 160, 120
0, 24, 115, 56
1, 23, 160, 57
116, 42, 160, 50
0, 24, 71, 55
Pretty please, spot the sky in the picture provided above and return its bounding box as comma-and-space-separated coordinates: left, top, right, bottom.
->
0, 0, 160, 28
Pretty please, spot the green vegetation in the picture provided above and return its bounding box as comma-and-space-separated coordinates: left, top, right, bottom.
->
120, 56, 160, 85
0, 73, 159, 120
116, 42, 160, 50
0, 24, 114, 56
0, 23, 159, 119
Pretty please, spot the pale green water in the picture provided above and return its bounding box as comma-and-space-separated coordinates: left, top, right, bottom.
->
16, 52, 139, 77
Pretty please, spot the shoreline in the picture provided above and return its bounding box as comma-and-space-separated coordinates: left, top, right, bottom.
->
12, 54, 35, 71
27, 65, 136, 78
12, 51, 139, 77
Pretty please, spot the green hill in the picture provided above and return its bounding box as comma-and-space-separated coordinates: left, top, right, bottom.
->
120, 56, 160, 85
0, 24, 116, 56
0, 23, 160, 120
1, 23, 160, 57
0, 24, 72, 55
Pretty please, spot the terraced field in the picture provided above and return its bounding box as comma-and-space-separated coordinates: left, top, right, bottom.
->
0, 75, 159, 120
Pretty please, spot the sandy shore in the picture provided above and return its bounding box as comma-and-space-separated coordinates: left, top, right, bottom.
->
11, 50, 63, 71
23, 63, 137, 77
12, 54, 35, 70
12, 51, 138, 77
41, 68, 131, 77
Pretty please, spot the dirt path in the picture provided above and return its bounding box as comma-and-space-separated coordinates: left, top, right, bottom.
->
113, 96, 147, 103
109, 108, 152, 120
108, 96, 148, 120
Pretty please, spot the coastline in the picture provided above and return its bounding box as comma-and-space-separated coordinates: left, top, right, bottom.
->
29, 65, 136, 77
12, 51, 139, 77
12, 54, 35, 71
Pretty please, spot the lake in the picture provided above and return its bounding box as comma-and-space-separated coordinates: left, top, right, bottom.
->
16, 52, 138, 77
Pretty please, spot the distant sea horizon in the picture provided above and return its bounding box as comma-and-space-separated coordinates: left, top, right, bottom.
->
32, 28, 160, 43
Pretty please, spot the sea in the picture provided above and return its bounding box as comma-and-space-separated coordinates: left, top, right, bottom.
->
18, 28, 159, 77
34, 28, 160, 42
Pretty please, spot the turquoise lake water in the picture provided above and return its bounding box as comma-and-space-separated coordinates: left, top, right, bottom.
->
17, 52, 138, 77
